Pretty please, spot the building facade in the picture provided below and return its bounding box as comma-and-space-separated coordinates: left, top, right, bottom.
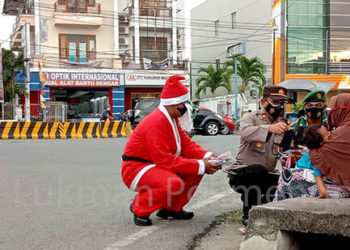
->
273, 0, 350, 102
3, 0, 190, 121
191, 0, 273, 100
189, 0, 272, 116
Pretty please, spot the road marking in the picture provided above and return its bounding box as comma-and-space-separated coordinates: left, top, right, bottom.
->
104, 189, 232, 249
188, 189, 233, 211
104, 225, 161, 250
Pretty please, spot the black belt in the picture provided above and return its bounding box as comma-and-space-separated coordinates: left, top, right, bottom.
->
122, 155, 153, 163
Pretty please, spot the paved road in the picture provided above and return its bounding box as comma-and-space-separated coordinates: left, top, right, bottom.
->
0, 135, 242, 250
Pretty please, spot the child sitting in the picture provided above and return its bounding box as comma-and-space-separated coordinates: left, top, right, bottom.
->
297, 124, 330, 198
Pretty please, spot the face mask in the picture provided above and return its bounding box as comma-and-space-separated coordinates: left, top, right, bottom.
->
265, 101, 285, 120
305, 107, 324, 120
177, 104, 187, 116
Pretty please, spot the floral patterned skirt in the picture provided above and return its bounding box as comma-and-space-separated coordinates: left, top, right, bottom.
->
275, 168, 350, 201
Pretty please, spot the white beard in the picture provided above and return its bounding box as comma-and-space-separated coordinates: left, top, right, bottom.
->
179, 103, 193, 132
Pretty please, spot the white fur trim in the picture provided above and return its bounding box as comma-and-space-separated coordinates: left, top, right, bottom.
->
160, 92, 190, 106
197, 160, 205, 175
130, 164, 156, 191
159, 104, 181, 156
204, 151, 213, 159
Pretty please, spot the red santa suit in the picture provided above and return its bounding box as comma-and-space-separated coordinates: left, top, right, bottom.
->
122, 75, 212, 218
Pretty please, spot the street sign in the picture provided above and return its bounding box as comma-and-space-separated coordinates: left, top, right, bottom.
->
252, 84, 261, 88
226, 42, 246, 58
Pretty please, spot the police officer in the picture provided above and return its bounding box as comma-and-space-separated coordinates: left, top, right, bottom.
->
228, 85, 288, 228
292, 90, 327, 147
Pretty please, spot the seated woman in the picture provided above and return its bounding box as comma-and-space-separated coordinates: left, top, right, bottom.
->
275, 93, 350, 201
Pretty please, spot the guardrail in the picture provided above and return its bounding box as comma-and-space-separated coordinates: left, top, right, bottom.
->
0, 121, 132, 140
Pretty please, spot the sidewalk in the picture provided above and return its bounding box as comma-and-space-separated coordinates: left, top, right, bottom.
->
191, 211, 245, 250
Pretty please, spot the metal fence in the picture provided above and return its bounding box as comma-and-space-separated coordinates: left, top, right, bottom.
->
30, 102, 67, 122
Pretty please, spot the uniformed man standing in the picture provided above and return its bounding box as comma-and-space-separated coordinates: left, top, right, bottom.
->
228, 86, 288, 228
291, 90, 327, 147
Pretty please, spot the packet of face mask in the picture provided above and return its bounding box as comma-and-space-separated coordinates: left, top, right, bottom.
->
208, 151, 234, 166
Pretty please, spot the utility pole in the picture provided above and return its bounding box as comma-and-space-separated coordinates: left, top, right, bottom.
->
272, 26, 277, 86
24, 23, 31, 121
234, 56, 238, 122
189, 62, 192, 99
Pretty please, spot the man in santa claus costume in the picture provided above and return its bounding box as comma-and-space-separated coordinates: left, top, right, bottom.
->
122, 75, 219, 226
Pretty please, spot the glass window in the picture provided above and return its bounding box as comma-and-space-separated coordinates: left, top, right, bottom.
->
59, 34, 96, 62
69, 42, 77, 62
89, 36, 95, 60
140, 37, 167, 60
286, 0, 329, 74
59, 34, 67, 58
78, 0, 86, 13
329, 0, 350, 69
57, 0, 95, 12
79, 43, 87, 63
140, 0, 166, 7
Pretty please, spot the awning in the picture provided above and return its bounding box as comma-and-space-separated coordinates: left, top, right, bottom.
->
279, 79, 335, 94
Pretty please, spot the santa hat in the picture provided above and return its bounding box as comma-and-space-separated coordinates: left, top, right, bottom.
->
160, 75, 190, 106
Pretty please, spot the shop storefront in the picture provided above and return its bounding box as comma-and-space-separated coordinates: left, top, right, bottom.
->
27, 69, 124, 121
124, 72, 189, 111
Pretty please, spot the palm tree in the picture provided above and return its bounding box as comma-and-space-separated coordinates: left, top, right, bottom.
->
195, 64, 232, 99
226, 56, 266, 94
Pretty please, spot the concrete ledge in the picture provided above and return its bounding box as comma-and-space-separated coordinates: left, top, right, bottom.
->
247, 197, 350, 238
240, 197, 350, 250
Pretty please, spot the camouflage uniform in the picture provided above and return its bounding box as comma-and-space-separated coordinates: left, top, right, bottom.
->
291, 114, 328, 147
291, 90, 327, 147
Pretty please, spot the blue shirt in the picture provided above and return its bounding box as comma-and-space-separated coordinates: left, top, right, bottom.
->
296, 152, 322, 176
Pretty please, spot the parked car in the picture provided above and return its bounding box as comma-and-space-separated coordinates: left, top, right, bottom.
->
128, 98, 160, 128
125, 98, 225, 136
221, 115, 235, 135
194, 106, 225, 136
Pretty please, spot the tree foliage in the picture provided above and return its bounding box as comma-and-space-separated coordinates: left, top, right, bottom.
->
226, 56, 266, 94
2, 48, 25, 101
195, 64, 232, 98
291, 102, 304, 113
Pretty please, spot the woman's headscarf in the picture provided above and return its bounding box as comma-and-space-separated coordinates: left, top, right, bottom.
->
309, 93, 350, 186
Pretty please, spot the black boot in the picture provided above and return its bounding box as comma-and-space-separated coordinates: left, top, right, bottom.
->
130, 204, 152, 226
156, 208, 194, 220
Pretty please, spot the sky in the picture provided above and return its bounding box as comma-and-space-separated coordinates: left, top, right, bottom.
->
0, 0, 206, 49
